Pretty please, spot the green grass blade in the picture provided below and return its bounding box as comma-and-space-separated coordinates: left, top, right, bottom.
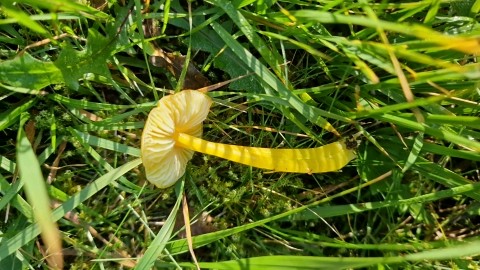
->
0, 99, 37, 132
0, 156, 16, 173
48, 93, 149, 110
377, 114, 480, 151
402, 132, 424, 173
71, 129, 141, 157
160, 240, 480, 269
171, 255, 403, 270
412, 157, 480, 200
76, 122, 145, 132
0, 174, 23, 212
404, 239, 480, 261
0, 82, 44, 95
288, 182, 480, 221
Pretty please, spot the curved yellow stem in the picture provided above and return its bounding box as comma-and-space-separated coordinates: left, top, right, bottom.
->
175, 132, 356, 173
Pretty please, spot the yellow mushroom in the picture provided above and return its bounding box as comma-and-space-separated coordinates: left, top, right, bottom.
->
141, 90, 356, 188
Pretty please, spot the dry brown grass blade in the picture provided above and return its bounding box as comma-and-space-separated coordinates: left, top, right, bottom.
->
196, 73, 253, 93
144, 15, 211, 90
18, 33, 71, 56
46, 141, 67, 184
150, 48, 212, 90
182, 194, 200, 270
25, 120, 36, 147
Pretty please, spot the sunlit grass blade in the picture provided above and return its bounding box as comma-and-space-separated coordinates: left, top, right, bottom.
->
16, 115, 63, 269
0, 156, 15, 173
396, 113, 480, 130
8, 0, 109, 18
168, 255, 403, 269
1, 5, 48, 35
285, 10, 480, 54
161, 239, 480, 269
404, 239, 480, 261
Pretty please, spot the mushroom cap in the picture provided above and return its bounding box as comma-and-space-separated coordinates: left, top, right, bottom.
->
141, 90, 212, 188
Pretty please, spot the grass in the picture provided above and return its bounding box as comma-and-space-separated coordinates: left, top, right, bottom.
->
0, 0, 479, 269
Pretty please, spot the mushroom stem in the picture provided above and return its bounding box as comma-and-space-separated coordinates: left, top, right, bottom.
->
175, 132, 356, 173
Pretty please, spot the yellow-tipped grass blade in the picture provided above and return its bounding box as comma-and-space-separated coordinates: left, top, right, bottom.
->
175, 132, 356, 174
